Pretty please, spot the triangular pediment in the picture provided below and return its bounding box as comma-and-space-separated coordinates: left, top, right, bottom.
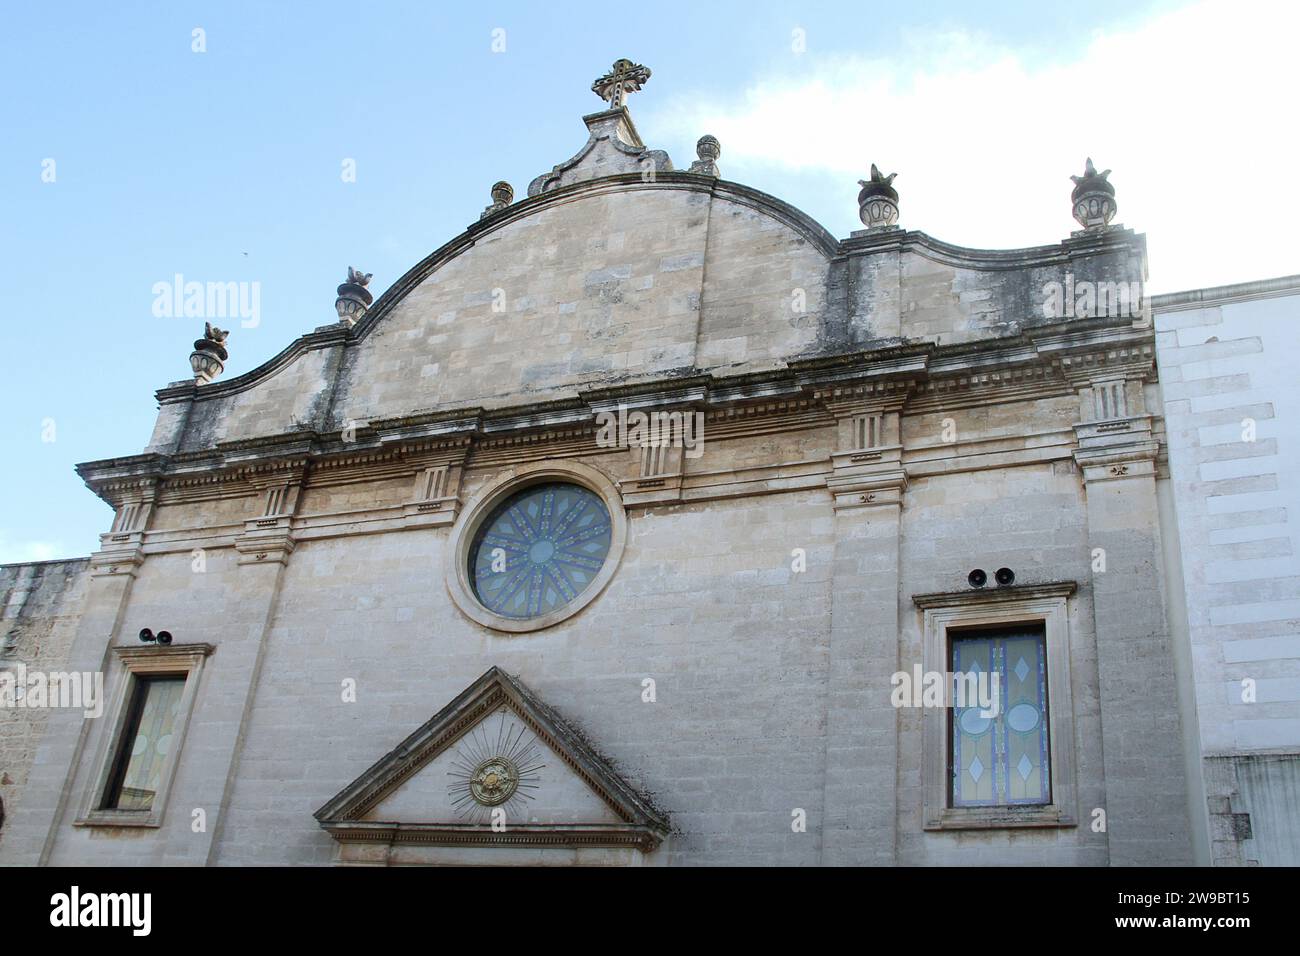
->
314, 667, 669, 853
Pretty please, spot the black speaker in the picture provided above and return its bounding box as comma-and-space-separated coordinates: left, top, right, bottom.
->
156, 630, 173, 645
138, 628, 155, 643
995, 567, 1015, 586
968, 569, 987, 588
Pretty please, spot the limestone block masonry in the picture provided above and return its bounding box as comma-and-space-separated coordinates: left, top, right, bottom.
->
0, 559, 89, 856
0, 68, 1210, 867
1154, 275, 1300, 866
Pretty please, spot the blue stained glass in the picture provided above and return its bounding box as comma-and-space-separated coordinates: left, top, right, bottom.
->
468, 482, 613, 620
951, 627, 1051, 808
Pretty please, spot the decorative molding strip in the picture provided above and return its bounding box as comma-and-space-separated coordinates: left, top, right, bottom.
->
841, 223, 1143, 271
912, 580, 1078, 609
113, 642, 214, 666
321, 822, 663, 851
1150, 273, 1300, 313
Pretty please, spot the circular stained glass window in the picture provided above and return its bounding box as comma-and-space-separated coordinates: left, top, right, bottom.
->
468, 482, 613, 621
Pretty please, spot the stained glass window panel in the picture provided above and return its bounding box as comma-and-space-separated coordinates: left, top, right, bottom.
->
951, 627, 1050, 808
468, 482, 613, 621
106, 675, 185, 811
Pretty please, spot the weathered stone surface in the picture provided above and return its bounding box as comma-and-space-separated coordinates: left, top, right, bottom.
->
1153, 275, 1300, 866
1, 85, 1217, 868
0, 559, 89, 856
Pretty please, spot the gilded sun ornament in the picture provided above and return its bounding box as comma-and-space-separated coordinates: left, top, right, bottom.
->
447, 709, 545, 823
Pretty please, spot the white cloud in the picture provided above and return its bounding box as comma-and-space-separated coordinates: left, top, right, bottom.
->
0, 534, 67, 565
645, 0, 1299, 293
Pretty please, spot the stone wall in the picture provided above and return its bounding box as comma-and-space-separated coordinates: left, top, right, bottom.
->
0, 559, 89, 853
3, 141, 1193, 866
144, 176, 1145, 459
16, 371, 1190, 865
1154, 275, 1300, 866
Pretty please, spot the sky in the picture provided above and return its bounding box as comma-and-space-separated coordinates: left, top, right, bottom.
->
1, 0, 1296, 564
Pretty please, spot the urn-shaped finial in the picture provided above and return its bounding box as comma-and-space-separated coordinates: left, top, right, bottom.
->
335, 266, 374, 327
688, 135, 721, 177
857, 164, 899, 230
189, 322, 229, 384
480, 181, 515, 219
1070, 158, 1116, 230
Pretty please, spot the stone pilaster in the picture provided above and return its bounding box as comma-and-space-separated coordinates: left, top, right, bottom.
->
589, 384, 708, 508
819, 388, 908, 864
401, 458, 466, 525
3, 484, 157, 863
192, 464, 306, 864
1071, 363, 1193, 864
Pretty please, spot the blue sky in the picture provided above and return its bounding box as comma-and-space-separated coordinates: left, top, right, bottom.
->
2, 0, 1295, 562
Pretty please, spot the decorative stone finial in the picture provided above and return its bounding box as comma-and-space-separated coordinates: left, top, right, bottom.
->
190, 322, 229, 384
335, 267, 374, 327
688, 135, 721, 177
1070, 158, 1116, 230
591, 58, 651, 110
857, 164, 899, 230
480, 181, 515, 219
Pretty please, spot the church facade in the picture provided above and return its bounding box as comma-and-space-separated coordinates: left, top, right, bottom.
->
3, 59, 1289, 866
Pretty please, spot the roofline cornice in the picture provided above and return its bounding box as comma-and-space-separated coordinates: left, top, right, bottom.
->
85, 315, 1155, 500
151, 174, 1147, 406
1150, 273, 1300, 312
841, 223, 1145, 271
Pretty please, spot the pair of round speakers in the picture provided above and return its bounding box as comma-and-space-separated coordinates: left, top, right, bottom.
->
138, 628, 173, 645
968, 567, 1015, 588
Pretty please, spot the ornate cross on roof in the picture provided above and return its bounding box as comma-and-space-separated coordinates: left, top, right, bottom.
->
591, 58, 651, 110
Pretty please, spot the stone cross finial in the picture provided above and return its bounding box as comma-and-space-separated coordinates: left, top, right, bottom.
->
591, 58, 651, 110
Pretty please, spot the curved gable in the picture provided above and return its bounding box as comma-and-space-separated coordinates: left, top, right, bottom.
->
334, 177, 835, 425
139, 99, 1145, 459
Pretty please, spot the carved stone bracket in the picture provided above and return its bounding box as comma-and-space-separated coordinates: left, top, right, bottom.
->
236, 461, 307, 565
401, 456, 467, 526
1067, 354, 1161, 483
825, 466, 908, 511
1073, 440, 1159, 484
234, 529, 296, 567
620, 441, 688, 507
89, 547, 145, 580
814, 383, 912, 511
586, 382, 708, 509
88, 475, 161, 577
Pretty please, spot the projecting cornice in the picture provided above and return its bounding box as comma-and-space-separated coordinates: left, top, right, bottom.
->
840, 223, 1143, 271
1149, 273, 1300, 312
86, 315, 1157, 505
150, 168, 1147, 411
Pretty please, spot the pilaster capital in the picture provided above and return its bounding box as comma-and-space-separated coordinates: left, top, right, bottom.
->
235, 522, 296, 566
826, 466, 908, 511
89, 545, 145, 579
1072, 439, 1159, 484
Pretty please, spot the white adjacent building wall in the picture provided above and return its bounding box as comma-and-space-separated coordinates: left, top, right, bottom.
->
1155, 275, 1300, 866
